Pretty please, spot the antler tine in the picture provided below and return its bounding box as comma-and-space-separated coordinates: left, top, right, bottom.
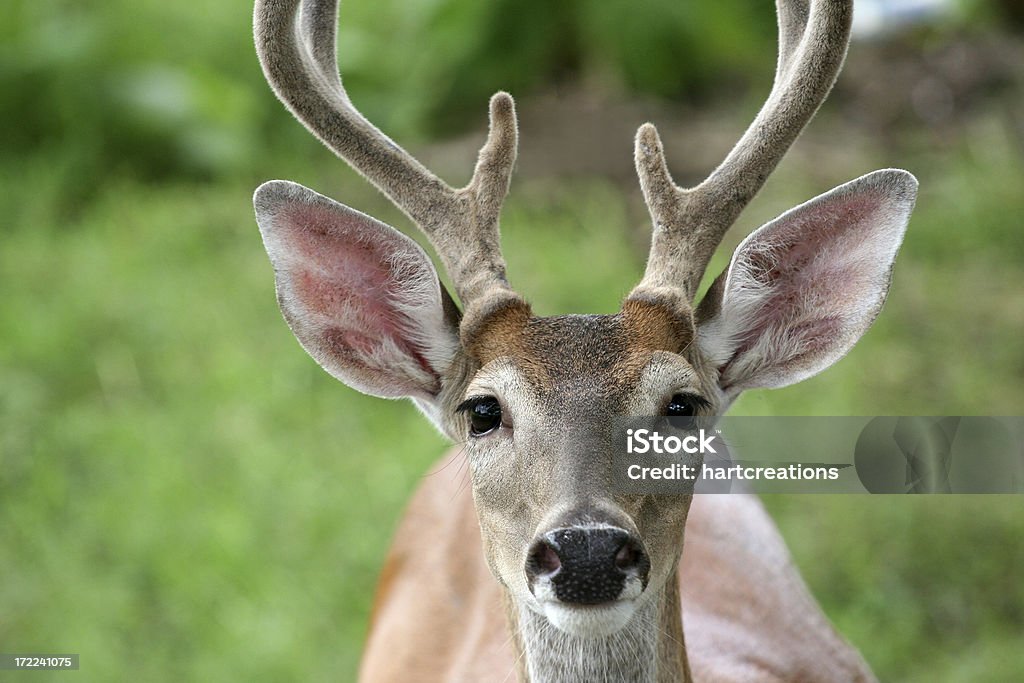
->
254, 0, 522, 315
630, 0, 853, 303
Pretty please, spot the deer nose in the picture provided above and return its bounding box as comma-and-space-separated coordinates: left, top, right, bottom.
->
526, 527, 650, 605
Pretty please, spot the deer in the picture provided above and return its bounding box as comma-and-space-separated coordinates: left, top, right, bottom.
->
251, 0, 915, 680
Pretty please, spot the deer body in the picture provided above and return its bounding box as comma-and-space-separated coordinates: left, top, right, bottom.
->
251, 0, 916, 680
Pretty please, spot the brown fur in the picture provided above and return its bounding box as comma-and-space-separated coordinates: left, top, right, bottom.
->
465, 299, 694, 394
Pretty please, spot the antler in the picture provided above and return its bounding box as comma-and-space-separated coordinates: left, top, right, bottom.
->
253, 0, 523, 322
630, 0, 853, 303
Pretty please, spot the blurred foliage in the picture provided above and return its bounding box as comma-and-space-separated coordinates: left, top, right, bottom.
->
414, 0, 773, 134
0, 0, 773, 200
2, 0, 1024, 681
0, 0, 313, 203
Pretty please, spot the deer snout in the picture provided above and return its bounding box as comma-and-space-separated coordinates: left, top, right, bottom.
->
526, 527, 650, 605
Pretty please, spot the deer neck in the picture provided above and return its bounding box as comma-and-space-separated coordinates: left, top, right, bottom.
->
506, 568, 690, 683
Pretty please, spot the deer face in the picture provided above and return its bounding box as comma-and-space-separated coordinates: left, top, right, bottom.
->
456, 307, 713, 637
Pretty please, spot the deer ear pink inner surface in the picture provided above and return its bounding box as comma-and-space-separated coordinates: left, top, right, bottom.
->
254, 180, 458, 402
698, 170, 917, 393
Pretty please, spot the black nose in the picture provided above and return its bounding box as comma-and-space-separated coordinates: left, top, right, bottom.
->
526, 527, 650, 605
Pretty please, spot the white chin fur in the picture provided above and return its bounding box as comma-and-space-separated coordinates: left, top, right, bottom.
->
541, 600, 638, 638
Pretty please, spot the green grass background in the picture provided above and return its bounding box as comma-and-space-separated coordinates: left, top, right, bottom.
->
2, 0, 1023, 681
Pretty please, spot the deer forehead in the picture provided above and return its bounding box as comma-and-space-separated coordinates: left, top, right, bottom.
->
464, 305, 700, 412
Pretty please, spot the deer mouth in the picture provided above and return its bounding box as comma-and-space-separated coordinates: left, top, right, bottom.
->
538, 597, 641, 638
531, 575, 645, 637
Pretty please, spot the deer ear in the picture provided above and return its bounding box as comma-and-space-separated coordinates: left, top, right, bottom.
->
254, 180, 461, 413
696, 169, 917, 395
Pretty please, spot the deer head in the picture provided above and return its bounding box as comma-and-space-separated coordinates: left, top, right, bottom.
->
253, 0, 915, 678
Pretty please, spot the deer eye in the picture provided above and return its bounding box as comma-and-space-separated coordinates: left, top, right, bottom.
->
666, 393, 708, 417
457, 396, 503, 436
